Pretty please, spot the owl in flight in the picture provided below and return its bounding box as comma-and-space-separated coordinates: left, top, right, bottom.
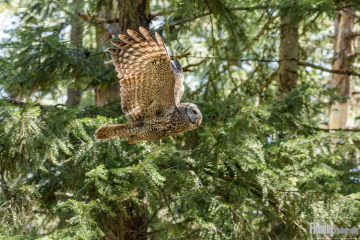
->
95, 27, 202, 144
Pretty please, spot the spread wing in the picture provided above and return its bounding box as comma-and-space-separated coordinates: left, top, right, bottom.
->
171, 58, 185, 105
109, 27, 183, 122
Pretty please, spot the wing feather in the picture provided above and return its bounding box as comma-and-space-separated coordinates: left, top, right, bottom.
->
172, 59, 185, 105
110, 27, 178, 122
155, 32, 170, 60
127, 29, 145, 42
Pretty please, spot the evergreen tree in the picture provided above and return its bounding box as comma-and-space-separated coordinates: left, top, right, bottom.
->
1, 0, 360, 239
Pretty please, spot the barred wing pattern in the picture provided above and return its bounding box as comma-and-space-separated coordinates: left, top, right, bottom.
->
110, 27, 181, 122
171, 59, 185, 105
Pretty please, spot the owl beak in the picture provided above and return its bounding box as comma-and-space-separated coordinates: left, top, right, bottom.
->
196, 116, 202, 126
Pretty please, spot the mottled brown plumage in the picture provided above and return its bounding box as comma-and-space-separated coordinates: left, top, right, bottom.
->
95, 27, 202, 143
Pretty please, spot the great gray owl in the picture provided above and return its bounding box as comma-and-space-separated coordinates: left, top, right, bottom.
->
95, 27, 202, 144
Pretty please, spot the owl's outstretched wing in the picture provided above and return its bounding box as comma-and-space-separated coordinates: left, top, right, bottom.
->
110, 27, 182, 122
171, 58, 185, 105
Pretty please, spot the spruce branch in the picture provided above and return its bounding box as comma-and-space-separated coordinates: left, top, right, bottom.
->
230, 5, 271, 11
182, 59, 206, 72
79, 5, 270, 27
215, 13, 279, 74
302, 124, 360, 132
104, 57, 360, 77
160, 188, 177, 225
0, 176, 13, 200
258, 69, 279, 102
150, 5, 270, 18
1, 99, 119, 118
165, 6, 272, 28
2, 99, 49, 111
78, 10, 208, 25
170, 52, 191, 60
77, 11, 120, 23
297, 61, 360, 77
149, 8, 177, 19
167, 13, 210, 27
240, 14, 280, 55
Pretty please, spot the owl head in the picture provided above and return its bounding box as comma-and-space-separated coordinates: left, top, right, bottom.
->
186, 103, 202, 126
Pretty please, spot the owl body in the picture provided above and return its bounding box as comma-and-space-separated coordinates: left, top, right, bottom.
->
95, 28, 202, 143
96, 103, 201, 143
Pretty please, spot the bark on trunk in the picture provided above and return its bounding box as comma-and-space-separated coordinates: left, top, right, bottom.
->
94, 0, 150, 106
278, 15, 299, 98
67, 0, 83, 106
67, 87, 82, 106
328, 5, 356, 129
94, 1, 150, 239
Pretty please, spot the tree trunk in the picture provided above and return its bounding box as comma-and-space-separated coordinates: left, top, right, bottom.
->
328, 4, 356, 129
67, 0, 83, 106
278, 15, 299, 98
94, 0, 151, 106
94, 1, 151, 239
67, 87, 82, 106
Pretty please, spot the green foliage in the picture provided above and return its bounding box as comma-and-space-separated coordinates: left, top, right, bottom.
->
0, 24, 115, 97
1, 0, 360, 239
1, 87, 360, 239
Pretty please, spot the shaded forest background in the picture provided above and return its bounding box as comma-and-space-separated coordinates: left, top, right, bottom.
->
1, 0, 360, 239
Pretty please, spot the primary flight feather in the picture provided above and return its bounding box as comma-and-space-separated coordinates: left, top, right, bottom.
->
95, 27, 202, 144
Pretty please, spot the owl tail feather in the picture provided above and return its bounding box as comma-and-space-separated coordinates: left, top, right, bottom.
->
95, 124, 130, 140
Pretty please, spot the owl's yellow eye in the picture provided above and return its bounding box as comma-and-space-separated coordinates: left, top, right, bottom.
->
192, 110, 197, 115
